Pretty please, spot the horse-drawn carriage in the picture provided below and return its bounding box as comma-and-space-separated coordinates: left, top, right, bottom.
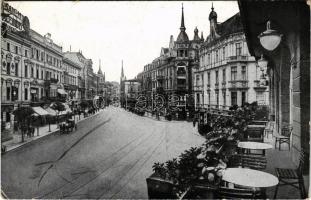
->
59, 119, 77, 134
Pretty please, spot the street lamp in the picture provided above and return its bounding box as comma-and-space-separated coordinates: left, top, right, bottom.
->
258, 20, 282, 51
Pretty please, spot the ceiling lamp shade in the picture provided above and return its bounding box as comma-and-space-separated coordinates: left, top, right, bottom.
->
258, 20, 282, 51
257, 54, 268, 71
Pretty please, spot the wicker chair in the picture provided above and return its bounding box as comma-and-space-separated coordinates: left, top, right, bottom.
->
274, 150, 307, 199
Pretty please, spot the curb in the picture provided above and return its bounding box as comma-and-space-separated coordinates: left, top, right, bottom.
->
3, 109, 104, 154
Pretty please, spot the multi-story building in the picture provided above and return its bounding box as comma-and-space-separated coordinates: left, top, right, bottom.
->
1, 2, 65, 132
138, 5, 203, 110
194, 6, 269, 110
30, 31, 64, 101
63, 51, 88, 100
62, 53, 82, 104
124, 79, 141, 109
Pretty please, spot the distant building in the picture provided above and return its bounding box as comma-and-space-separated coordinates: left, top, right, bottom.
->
137, 5, 203, 111
194, 6, 269, 110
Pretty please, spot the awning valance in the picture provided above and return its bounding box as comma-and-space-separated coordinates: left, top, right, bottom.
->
57, 89, 67, 95
32, 106, 50, 116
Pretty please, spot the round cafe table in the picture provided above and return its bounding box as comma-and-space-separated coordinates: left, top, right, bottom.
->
238, 141, 272, 150
222, 168, 279, 188
238, 141, 272, 155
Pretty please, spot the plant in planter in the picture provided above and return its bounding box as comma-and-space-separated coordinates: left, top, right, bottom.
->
147, 104, 261, 198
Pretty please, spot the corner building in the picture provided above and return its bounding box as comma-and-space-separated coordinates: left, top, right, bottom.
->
194, 6, 269, 110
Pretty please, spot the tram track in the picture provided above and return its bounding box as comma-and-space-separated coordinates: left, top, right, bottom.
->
38, 111, 165, 199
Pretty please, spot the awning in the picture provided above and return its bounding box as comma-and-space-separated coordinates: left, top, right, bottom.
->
32, 107, 50, 116
45, 107, 57, 116
57, 89, 67, 95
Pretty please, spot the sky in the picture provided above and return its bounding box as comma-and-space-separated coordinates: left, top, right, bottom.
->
10, 1, 239, 82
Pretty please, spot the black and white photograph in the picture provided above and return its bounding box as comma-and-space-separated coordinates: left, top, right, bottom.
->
0, 0, 310, 199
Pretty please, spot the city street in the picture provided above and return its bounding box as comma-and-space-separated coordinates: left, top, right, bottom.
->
1, 107, 204, 199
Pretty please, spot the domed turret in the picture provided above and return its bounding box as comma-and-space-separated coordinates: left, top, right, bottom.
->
193, 26, 201, 41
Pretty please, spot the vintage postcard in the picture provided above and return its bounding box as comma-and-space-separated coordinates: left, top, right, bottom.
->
1, 1, 309, 199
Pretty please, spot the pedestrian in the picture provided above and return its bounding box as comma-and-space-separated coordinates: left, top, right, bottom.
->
193, 114, 197, 127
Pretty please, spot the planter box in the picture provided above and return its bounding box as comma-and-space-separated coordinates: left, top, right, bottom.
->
146, 174, 177, 199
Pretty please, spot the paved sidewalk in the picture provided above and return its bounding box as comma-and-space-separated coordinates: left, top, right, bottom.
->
2, 110, 103, 152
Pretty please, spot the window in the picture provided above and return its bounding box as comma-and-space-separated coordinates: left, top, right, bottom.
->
41, 52, 44, 61
36, 50, 39, 60
36, 68, 39, 79
41, 88, 44, 98
215, 70, 219, 83
7, 87, 11, 100
223, 47, 225, 60
208, 54, 210, 65
196, 75, 200, 86
7, 43, 10, 51
15, 63, 18, 76
15, 46, 18, 54
241, 66, 247, 80
223, 91, 226, 106
231, 66, 237, 81
25, 50, 28, 57
207, 72, 210, 86
31, 67, 34, 77
6, 62, 10, 75
223, 69, 226, 82
216, 92, 219, 106
24, 88, 28, 100
231, 92, 237, 106
236, 43, 242, 56
25, 65, 28, 78
216, 50, 218, 62
242, 91, 246, 105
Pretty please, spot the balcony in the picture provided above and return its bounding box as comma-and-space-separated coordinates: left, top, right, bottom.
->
194, 85, 203, 92
50, 78, 59, 84
253, 80, 267, 91
228, 80, 249, 90
227, 55, 248, 63
156, 75, 165, 81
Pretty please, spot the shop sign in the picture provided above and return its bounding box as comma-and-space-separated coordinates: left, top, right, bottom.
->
2, 2, 29, 33
31, 89, 37, 93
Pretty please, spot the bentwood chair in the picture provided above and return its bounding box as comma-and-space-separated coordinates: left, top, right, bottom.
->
264, 121, 275, 138
274, 149, 307, 199
274, 125, 293, 150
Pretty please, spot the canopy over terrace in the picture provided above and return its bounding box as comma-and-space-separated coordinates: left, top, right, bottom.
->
32, 107, 50, 116
238, 0, 310, 170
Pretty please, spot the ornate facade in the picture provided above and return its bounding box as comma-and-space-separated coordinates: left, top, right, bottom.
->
194, 6, 269, 110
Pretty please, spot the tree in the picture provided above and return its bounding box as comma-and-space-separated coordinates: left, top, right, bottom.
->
13, 107, 34, 142
51, 101, 65, 126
